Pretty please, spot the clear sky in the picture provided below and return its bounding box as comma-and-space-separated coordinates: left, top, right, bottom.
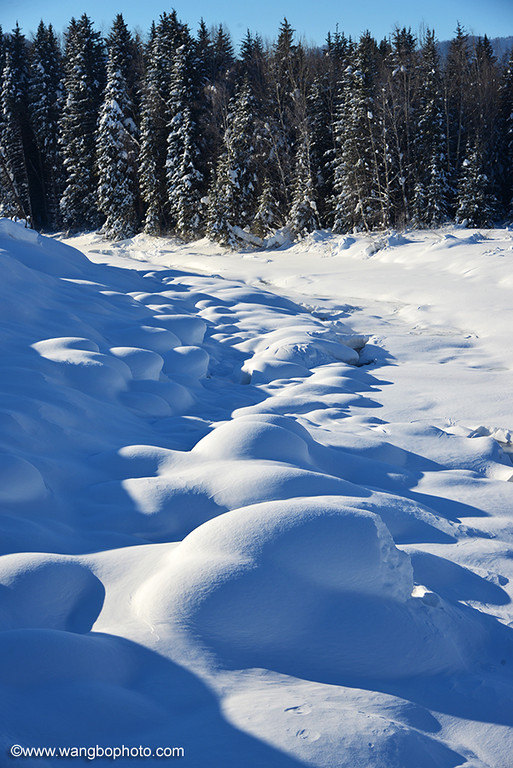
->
2, 0, 513, 47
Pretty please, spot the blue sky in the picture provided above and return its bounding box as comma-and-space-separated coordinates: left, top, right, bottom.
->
3, 0, 513, 46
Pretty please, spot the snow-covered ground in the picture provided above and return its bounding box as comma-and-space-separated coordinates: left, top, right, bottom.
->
2, 218, 513, 767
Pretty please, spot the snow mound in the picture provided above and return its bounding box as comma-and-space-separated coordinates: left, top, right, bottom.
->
136, 496, 490, 680
192, 417, 313, 465
0, 453, 46, 503
112, 324, 181, 352
0, 553, 103, 632
110, 346, 164, 380
148, 313, 206, 345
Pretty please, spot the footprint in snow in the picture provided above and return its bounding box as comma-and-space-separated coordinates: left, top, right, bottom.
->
295, 729, 320, 741
284, 704, 312, 715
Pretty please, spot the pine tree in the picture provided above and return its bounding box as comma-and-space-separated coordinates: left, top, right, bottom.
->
268, 18, 299, 214
166, 41, 203, 239
413, 30, 450, 226
445, 23, 471, 179
212, 25, 234, 80
287, 129, 319, 237
456, 139, 498, 227
498, 47, 513, 217
207, 82, 259, 246
97, 47, 139, 239
308, 73, 336, 227
386, 27, 419, 224
29, 22, 64, 229
139, 12, 186, 234
60, 15, 106, 230
0, 28, 32, 223
332, 33, 388, 232
107, 14, 139, 105
196, 19, 214, 83
252, 175, 282, 237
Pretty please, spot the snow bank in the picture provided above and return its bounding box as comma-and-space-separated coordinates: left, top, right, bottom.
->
135, 495, 493, 681
3, 221, 513, 767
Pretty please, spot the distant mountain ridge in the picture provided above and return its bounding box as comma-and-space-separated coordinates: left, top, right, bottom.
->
438, 35, 513, 60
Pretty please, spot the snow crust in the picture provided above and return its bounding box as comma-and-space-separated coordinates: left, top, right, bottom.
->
2, 220, 513, 766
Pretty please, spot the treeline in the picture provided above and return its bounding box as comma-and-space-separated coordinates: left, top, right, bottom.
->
1, 13, 513, 245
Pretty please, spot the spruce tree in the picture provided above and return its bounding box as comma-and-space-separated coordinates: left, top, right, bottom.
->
0, 28, 32, 223
107, 14, 139, 106
166, 41, 203, 239
252, 175, 282, 237
445, 23, 471, 179
386, 27, 419, 224
287, 130, 319, 237
332, 33, 388, 232
29, 22, 64, 229
413, 30, 450, 226
60, 15, 105, 230
139, 12, 186, 234
97, 47, 139, 239
456, 139, 498, 227
499, 48, 513, 218
207, 82, 259, 246
308, 73, 337, 227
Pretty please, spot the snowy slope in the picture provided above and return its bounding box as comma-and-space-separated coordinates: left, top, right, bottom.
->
2, 218, 513, 767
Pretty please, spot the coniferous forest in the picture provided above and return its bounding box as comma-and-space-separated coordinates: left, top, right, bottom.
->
1, 12, 513, 246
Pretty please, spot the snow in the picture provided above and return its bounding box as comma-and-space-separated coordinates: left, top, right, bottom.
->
2, 219, 513, 766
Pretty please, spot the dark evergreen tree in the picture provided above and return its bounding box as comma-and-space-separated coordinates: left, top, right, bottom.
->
107, 13, 139, 105
386, 27, 419, 223
139, 12, 186, 234
413, 30, 450, 226
287, 129, 319, 236
212, 25, 234, 80
456, 138, 498, 227
97, 46, 139, 239
29, 22, 64, 229
207, 82, 259, 246
308, 72, 336, 226
60, 15, 105, 230
252, 175, 282, 237
166, 41, 203, 239
0, 27, 32, 223
445, 23, 471, 180
332, 33, 389, 232
498, 47, 513, 217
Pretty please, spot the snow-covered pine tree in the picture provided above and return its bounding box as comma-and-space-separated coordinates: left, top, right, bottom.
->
196, 19, 214, 83
207, 81, 259, 246
97, 46, 139, 239
308, 72, 336, 227
287, 129, 319, 238
332, 33, 388, 232
0, 28, 32, 223
139, 12, 186, 234
498, 47, 513, 218
413, 30, 450, 226
252, 175, 282, 237
29, 22, 64, 229
265, 18, 300, 220
60, 15, 106, 231
456, 138, 498, 227
469, 35, 501, 217
212, 25, 235, 81
385, 27, 419, 224
166, 40, 203, 239
107, 13, 140, 111
445, 23, 471, 181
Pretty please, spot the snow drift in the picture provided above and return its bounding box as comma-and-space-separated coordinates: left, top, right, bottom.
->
2, 220, 513, 767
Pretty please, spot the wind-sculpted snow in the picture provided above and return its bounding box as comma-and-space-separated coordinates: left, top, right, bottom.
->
2, 220, 513, 767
